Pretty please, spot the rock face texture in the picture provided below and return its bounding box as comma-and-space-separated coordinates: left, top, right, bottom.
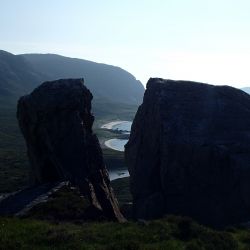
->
125, 78, 250, 227
17, 78, 124, 222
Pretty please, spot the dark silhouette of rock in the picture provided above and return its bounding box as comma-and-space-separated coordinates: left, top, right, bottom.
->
17, 78, 124, 222
125, 78, 250, 227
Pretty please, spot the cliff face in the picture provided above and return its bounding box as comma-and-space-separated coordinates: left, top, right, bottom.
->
125, 78, 250, 227
17, 78, 124, 222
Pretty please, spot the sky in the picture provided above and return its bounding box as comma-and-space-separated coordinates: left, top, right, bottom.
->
1, 0, 250, 88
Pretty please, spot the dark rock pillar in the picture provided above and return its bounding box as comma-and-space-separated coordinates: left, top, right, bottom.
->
125, 78, 250, 227
17, 78, 125, 222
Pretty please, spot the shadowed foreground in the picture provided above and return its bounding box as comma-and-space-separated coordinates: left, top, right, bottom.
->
1, 216, 245, 250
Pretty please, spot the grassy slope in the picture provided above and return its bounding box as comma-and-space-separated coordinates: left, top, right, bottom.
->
1, 216, 247, 250
0, 105, 29, 193
111, 177, 131, 206
1, 170, 250, 250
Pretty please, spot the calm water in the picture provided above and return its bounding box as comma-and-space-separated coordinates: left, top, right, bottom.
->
103, 121, 132, 152
109, 169, 129, 181
102, 121, 132, 180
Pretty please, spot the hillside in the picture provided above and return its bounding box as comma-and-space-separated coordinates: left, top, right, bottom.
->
0, 50, 144, 108
0, 50, 42, 103
21, 53, 144, 106
0, 50, 144, 193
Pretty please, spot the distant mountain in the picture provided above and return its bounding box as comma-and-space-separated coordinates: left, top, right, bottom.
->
21, 53, 144, 105
241, 87, 250, 95
0, 50, 144, 191
0, 50, 144, 108
0, 48, 145, 152
0, 50, 42, 101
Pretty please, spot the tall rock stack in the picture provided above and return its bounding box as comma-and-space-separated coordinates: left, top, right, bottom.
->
125, 78, 250, 227
17, 78, 124, 222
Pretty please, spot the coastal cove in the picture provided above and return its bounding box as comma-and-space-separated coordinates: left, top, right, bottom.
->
101, 120, 132, 180
101, 121, 132, 152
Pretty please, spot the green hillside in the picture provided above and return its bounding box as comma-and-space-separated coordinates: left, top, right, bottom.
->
22, 53, 144, 105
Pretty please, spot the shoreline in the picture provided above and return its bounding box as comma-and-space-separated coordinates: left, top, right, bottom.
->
101, 120, 131, 151
104, 139, 127, 152
100, 120, 131, 181
101, 120, 128, 130
109, 169, 129, 181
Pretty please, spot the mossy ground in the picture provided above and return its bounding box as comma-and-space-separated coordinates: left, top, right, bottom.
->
24, 185, 93, 221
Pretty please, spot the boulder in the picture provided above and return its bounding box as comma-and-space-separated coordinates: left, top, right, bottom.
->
17, 78, 124, 222
125, 78, 250, 227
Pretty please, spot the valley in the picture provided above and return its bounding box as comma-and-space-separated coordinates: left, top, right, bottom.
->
2, 1, 250, 248
1, 71, 250, 250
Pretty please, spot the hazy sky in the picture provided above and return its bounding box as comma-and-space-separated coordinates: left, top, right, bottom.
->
1, 0, 250, 87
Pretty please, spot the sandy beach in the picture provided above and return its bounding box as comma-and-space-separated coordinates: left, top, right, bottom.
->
109, 169, 129, 181
104, 139, 127, 152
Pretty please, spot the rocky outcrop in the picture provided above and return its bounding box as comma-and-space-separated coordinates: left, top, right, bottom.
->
125, 78, 250, 227
17, 78, 124, 222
